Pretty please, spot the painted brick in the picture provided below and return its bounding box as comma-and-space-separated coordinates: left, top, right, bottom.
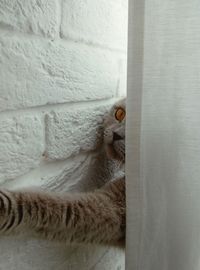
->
0, 0, 59, 38
0, 114, 44, 182
4, 154, 92, 191
0, 35, 119, 112
45, 103, 111, 160
61, 0, 128, 50
0, 239, 124, 270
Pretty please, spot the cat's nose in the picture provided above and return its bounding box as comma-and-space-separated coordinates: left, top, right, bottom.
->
113, 132, 122, 141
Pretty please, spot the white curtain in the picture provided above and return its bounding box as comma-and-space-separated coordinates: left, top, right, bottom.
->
126, 1, 200, 270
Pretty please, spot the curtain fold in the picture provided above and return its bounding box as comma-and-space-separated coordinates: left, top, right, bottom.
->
126, 1, 200, 269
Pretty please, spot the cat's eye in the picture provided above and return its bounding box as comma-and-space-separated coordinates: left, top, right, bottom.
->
115, 108, 126, 122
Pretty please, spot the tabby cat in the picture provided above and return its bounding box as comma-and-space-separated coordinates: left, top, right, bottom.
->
0, 99, 126, 247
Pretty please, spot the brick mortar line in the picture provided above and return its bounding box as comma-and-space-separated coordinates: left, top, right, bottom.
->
57, 0, 63, 39
61, 35, 127, 54
0, 97, 120, 117
89, 249, 109, 270
0, 27, 127, 55
1, 151, 96, 188
59, 0, 64, 38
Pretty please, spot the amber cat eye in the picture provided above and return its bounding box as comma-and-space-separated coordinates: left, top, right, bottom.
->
115, 108, 126, 122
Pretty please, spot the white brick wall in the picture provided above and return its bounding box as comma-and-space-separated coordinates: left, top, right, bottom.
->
0, 114, 44, 182
0, 0, 60, 38
0, 0, 127, 269
61, 0, 128, 50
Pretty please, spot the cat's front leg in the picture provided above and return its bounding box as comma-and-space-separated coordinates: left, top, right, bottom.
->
0, 178, 125, 245
0, 189, 66, 234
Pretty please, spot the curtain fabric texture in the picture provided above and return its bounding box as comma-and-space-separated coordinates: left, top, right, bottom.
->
126, 1, 200, 270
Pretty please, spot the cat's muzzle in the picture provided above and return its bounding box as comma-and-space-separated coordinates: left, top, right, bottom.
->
104, 129, 125, 162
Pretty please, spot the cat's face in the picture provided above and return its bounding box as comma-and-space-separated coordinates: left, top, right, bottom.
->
103, 99, 126, 163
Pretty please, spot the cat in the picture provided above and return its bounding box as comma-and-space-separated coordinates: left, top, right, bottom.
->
0, 99, 126, 247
